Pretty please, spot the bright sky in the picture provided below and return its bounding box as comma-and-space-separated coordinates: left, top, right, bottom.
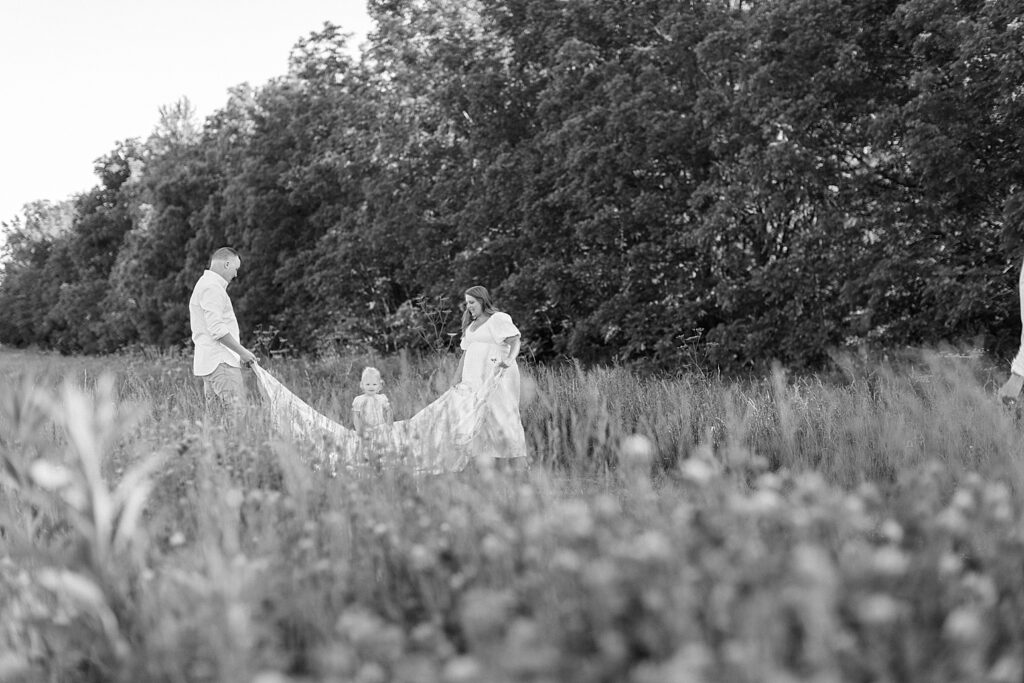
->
0, 0, 374, 229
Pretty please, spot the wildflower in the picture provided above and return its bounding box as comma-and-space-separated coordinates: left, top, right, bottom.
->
938, 552, 963, 577
515, 484, 537, 507
551, 549, 582, 572
355, 662, 387, 683
224, 488, 244, 509
620, 434, 655, 468
630, 530, 673, 563
989, 655, 1024, 683
792, 543, 836, 586
723, 444, 755, 469
632, 644, 712, 683
598, 629, 629, 663
879, 519, 904, 544
501, 618, 559, 675
843, 495, 873, 532
963, 472, 984, 489
315, 642, 357, 675
460, 588, 515, 643
871, 545, 910, 576
550, 499, 594, 538
856, 593, 902, 625
592, 493, 622, 519
322, 511, 344, 526
480, 534, 506, 561
943, 606, 985, 644
409, 544, 436, 571
442, 656, 483, 683
962, 572, 997, 607
583, 559, 619, 593
410, 622, 454, 658
670, 502, 694, 526
394, 655, 441, 683
169, 531, 186, 547
336, 608, 406, 663
935, 507, 968, 536
982, 482, 1014, 523
856, 482, 882, 509
679, 457, 718, 485
982, 481, 1011, 507
793, 470, 827, 497
950, 488, 975, 513
756, 471, 784, 491
734, 488, 781, 515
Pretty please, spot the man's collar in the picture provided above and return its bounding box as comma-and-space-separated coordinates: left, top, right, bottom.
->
204, 269, 229, 287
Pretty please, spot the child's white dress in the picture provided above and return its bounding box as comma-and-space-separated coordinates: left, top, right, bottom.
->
352, 393, 394, 461
352, 393, 391, 429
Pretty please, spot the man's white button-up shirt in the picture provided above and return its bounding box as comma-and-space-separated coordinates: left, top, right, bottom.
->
189, 270, 241, 376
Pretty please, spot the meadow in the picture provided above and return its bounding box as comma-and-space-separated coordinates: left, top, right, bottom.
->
2, 346, 1024, 683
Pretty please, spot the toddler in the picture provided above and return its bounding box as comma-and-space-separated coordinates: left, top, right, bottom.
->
351, 366, 393, 437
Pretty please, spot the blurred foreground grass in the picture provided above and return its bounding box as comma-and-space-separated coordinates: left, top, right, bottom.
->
1, 346, 1023, 682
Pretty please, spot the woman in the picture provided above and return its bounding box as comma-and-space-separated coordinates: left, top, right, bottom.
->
453, 285, 528, 464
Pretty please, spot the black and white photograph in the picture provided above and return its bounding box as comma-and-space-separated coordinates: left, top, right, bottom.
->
2, 0, 1024, 681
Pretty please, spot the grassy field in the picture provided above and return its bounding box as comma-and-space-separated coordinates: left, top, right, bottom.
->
2, 346, 1024, 682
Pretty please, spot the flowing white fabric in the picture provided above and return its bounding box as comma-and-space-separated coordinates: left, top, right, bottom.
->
252, 363, 508, 474
460, 312, 528, 460
1012, 259, 1024, 377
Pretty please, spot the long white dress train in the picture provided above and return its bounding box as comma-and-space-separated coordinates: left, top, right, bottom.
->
252, 360, 516, 474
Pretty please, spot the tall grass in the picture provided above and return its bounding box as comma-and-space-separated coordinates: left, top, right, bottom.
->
2, 346, 1024, 682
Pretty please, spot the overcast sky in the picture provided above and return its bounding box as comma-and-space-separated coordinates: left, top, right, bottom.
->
1, 0, 373, 229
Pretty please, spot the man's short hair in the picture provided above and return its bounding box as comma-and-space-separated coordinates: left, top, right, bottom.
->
210, 247, 239, 265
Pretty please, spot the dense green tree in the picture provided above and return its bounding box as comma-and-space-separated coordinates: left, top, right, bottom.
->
892, 0, 1024, 355
2, 0, 1022, 370
106, 98, 213, 347
0, 200, 75, 346
30, 141, 144, 353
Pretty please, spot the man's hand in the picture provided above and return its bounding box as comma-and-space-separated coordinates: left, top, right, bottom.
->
215, 333, 257, 367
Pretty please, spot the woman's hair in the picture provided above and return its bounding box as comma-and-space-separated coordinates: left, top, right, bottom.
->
360, 366, 382, 386
461, 285, 498, 333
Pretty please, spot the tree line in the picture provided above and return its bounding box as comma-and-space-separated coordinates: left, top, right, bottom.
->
1, 0, 1022, 371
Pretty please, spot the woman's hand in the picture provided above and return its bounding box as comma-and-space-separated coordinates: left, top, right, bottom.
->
500, 335, 521, 370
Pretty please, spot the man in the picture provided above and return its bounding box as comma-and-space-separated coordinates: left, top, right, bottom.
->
189, 247, 258, 412
999, 257, 1024, 405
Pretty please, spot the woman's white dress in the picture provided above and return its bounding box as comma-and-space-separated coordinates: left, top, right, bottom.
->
252, 312, 527, 473
458, 312, 527, 461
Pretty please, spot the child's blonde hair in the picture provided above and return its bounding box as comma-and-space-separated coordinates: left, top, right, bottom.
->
360, 366, 382, 386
